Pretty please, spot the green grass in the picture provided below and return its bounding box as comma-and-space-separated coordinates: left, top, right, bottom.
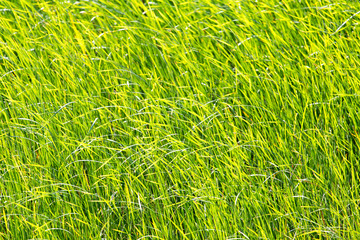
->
1, 0, 360, 239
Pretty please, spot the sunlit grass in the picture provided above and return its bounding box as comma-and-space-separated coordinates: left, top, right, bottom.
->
1, 0, 360, 239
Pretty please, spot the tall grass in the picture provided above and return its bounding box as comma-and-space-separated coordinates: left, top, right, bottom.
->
1, 0, 360, 239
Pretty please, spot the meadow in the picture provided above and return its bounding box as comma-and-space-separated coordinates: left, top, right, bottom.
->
0, 0, 360, 239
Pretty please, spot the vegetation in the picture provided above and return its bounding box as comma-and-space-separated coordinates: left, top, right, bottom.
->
1, 0, 360, 239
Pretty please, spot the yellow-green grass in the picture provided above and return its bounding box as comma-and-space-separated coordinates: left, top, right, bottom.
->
0, 0, 360, 239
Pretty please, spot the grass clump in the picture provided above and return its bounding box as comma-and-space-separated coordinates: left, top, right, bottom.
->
1, 0, 360, 239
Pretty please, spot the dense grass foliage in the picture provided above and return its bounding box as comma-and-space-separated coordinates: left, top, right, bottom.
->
1, 0, 360, 239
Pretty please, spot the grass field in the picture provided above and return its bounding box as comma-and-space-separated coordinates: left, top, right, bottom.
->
1, 0, 360, 239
